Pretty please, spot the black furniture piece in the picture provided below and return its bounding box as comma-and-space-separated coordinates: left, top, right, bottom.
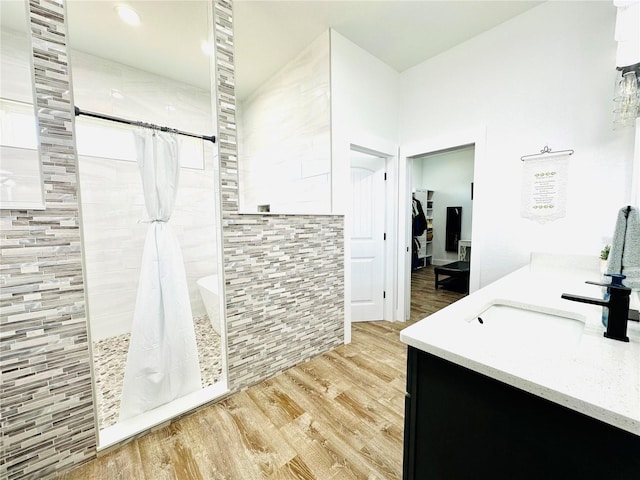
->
434, 260, 469, 293
402, 347, 640, 480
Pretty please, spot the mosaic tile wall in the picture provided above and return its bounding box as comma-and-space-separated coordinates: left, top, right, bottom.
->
213, 0, 344, 391
0, 1, 344, 478
0, 1, 96, 479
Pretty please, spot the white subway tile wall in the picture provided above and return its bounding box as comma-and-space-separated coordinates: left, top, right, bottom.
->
238, 30, 331, 213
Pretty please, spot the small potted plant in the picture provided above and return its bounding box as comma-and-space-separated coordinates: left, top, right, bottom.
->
600, 244, 610, 273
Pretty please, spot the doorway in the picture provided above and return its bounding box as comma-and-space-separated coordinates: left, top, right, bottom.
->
405, 143, 476, 318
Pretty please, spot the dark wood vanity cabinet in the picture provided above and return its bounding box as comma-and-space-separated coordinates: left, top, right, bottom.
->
402, 346, 640, 479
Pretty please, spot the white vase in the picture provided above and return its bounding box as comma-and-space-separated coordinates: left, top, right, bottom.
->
600, 259, 608, 275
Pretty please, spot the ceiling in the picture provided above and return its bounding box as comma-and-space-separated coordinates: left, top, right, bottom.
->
1, 0, 542, 100
234, 0, 542, 99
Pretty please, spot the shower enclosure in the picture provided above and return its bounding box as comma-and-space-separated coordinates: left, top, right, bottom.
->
67, 0, 227, 446
77, 120, 226, 435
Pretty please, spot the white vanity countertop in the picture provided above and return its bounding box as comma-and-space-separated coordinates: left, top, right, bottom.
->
400, 260, 640, 437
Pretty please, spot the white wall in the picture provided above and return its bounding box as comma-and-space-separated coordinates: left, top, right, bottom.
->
411, 160, 424, 192
399, 1, 636, 287
331, 30, 400, 329
415, 146, 474, 265
71, 50, 219, 340
237, 31, 331, 214
331, 30, 400, 212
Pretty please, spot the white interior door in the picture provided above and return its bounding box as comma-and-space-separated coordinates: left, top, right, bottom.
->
350, 153, 386, 322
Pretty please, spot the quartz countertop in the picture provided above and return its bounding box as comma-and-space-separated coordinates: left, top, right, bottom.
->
400, 256, 640, 437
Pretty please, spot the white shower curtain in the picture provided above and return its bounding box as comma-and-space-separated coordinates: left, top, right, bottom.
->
119, 129, 202, 421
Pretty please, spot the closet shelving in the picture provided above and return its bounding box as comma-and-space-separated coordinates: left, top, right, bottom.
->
413, 189, 434, 269
425, 190, 434, 264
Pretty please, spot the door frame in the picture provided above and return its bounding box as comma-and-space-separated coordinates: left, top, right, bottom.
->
398, 127, 486, 321
345, 140, 398, 343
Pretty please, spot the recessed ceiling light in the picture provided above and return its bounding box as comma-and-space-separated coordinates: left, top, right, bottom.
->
110, 89, 124, 100
115, 5, 140, 26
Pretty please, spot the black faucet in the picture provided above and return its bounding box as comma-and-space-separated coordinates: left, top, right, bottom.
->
561, 281, 631, 342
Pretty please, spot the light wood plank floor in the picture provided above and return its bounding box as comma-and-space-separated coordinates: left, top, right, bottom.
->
58, 266, 465, 480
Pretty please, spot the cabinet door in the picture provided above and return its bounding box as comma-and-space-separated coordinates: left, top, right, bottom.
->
402, 347, 640, 479
402, 347, 419, 480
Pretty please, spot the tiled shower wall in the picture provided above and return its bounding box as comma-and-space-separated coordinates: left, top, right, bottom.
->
213, 0, 344, 391
0, 1, 95, 479
238, 30, 331, 213
0, 0, 344, 478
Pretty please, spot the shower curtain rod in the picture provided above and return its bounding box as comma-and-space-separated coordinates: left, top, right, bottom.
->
74, 107, 216, 143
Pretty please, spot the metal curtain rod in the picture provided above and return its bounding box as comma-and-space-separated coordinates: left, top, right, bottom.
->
74, 106, 216, 144
520, 145, 574, 161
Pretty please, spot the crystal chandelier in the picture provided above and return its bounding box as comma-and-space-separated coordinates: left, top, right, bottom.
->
613, 63, 640, 128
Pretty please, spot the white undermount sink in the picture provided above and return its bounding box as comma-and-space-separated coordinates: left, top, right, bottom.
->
465, 299, 586, 358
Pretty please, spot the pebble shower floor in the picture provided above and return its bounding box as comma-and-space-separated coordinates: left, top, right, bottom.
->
92, 315, 223, 429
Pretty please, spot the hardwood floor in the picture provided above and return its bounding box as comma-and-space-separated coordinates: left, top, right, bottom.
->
58, 266, 465, 480
409, 265, 467, 323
